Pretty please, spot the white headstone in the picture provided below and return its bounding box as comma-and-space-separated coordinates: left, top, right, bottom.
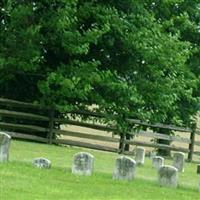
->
72, 152, 94, 176
158, 165, 178, 188
173, 152, 185, 172
135, 147, 145, 165
0, 132, 11, 162
33, 157, 51, 169
113, 156, 136, 181
152, 156, 164, 170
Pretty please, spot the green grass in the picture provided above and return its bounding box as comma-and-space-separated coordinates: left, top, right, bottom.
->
0, 140, 200, 200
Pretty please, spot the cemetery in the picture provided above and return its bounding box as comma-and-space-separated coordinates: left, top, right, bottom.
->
0, 98, 200, 199
1, 131, 200, 199
0, 1, 200, 199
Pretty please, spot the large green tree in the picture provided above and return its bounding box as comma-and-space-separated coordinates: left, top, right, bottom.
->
142, 0, 200, 155
0, 0, 199, 139
145, 0, 200, 125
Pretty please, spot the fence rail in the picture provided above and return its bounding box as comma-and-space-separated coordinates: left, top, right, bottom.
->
0, 122, 48, 133
0, 98, 45, 110
4, 131, 48, 143
0, 97, 199, 161
137, 130, 191, 144
0, 109, 49, 121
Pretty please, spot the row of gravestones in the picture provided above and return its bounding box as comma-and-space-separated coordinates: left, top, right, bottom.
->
33, 152, 182, 188
0, 132, 198, 189
133, 147, 185, 172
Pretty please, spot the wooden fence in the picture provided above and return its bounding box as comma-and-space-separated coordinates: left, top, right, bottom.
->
0, 97, 199, 162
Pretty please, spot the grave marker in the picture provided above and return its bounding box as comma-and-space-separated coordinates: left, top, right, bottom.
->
72, 152, 94, 176
113, 156, 136, 181
158, 165, 178, 188
0, 132, 11, 162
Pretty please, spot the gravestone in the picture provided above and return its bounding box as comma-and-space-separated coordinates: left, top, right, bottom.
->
33, 157, 51, 169
113, 156, 136, 181
0, 132, 11, 162
135, 147, 145, 165
152, 156, 164, 170
72, 152, 94, 176
173, 152, 185, 172
158, 165, 178, 188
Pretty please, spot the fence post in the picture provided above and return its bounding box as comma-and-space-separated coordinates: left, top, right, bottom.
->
187, 123, 196, 162
48, 109, 55, 144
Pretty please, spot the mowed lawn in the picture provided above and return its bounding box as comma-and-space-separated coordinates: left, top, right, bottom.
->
0, 140, 200, 200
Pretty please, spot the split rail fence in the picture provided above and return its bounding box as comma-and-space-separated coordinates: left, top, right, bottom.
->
0, 97, 199, 162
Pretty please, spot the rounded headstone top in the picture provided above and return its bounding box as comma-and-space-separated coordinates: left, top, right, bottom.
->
117, 156, 136, 164
0, 132, 11, 139
153, 156, 164, 160
174, 152, 185, 156
159, 165, 178, 173
74, 152, 94, 158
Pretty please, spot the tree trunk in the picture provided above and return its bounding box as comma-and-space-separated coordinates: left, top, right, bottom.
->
156, 129, 171, 156
119, 133, 130, 152
124, 134, 130, 151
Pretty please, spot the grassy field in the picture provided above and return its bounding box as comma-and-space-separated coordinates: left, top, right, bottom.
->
0, 140, 200, 200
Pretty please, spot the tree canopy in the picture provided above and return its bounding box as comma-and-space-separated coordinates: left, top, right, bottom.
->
0, 0, 199, 131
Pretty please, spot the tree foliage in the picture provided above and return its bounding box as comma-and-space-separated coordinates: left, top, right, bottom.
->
145, 0, 200, 126
0, 0, 199, 131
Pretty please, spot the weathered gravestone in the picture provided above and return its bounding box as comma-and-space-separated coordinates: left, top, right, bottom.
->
173, 152, 185, 172
152, 156, 164, 170
33, 158, 51, 169
158, 165, 178, 188
0, 132, 11, 162
113, 156, 136, 181
72, 152, 94, 176
135, 147, 145, 166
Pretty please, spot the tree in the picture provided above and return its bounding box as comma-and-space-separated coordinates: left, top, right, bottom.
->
0, 1, 199, 147
142, 0, 200, 155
